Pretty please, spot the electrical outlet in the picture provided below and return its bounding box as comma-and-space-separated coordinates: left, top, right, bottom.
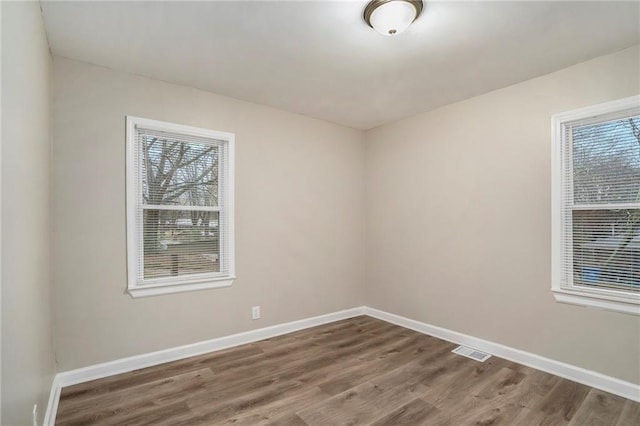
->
251, 306, 260, 320
32, 404, 38, 426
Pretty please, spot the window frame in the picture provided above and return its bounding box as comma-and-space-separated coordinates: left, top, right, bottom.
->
126, 116, 235, 298
551, 96, 640, 316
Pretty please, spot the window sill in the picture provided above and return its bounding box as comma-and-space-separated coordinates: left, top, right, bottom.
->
552, 288, 640, 316
128, 276, 235, 298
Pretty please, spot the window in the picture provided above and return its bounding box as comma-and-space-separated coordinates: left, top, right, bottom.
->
126, 116, 235, 297
552, 96, 640, 315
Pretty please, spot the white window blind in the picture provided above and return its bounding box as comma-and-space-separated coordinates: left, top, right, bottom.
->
553, 96, 640, 315
126, 117, 235, 297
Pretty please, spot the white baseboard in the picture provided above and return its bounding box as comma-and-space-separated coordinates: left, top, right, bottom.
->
43, 376, 61, 426
42, 306, 365, 425
363, 307, 640, 403
43, 304, 640, 425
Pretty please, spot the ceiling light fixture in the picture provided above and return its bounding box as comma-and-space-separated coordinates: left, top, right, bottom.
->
364, 0, 423, 36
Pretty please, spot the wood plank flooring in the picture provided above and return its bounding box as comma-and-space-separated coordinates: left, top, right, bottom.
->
55, 316, 640, 425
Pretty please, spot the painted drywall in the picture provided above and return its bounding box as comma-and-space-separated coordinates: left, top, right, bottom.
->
52, 57, 366, 371
365, 45, 640, 384
51, 41, 639, 387
1, 2, 56, 424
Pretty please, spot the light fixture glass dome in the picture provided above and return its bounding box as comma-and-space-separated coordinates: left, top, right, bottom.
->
364, 0, 423, 36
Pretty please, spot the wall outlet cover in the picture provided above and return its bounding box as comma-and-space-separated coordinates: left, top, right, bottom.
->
252, 306, 261, 320
33, 404, 38, 426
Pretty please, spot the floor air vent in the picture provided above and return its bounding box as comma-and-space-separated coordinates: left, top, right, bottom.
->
452, 345, 491, 362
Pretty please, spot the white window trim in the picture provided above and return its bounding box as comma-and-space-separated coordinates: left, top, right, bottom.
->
551, 95, 640, 316
126, 116, 235, 298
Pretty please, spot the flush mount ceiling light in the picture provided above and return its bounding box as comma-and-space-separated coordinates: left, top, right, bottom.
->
364, 0, 424, 36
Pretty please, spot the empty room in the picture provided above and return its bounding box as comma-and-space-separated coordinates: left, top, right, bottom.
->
2, 0, 640, 425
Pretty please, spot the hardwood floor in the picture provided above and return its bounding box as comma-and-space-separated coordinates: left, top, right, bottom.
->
55, 316, 640, 425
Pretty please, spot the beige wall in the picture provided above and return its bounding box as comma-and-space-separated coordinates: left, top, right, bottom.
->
52, 44, 639, 385
1, 2, 56, 424
52, 57, 366, 371
365, 45, 640, 384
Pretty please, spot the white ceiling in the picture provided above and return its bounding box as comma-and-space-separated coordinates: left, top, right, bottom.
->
41, 1, 639, 130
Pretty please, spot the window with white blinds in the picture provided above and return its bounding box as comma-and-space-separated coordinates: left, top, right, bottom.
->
552, 96, 640, 315
126, 116, 235, 297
